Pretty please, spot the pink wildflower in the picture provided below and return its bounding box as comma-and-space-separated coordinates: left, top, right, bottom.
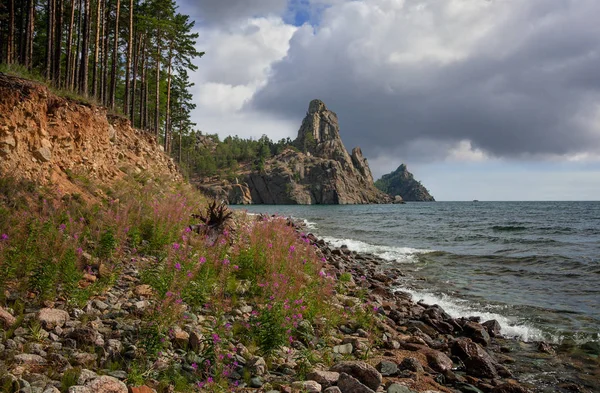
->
175, 262, 181, 270
222, 258, 230, 266
172, 243, 180, 250
199, 256, 206, 264
191, 362, 198, 370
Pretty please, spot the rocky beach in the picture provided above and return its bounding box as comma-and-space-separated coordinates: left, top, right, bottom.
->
1, 213, 597, 393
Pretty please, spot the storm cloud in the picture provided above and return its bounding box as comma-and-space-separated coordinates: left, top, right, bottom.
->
247, 0, 600, 162
178, 0, 288, 25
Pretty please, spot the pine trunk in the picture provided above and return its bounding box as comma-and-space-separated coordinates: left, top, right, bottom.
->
109, 0, 120, 109
91, 0, 101, 97
53, 0, 63, 87
164, 41, 173, 152
154, 27, 160, 136
130, 32, 141, 123
123, 0, 133, 114
78, 0, 90, 95
25, 0, 36, 69
101, 0, 109, 104
72, 0, 82, 91
46, 0, 54, 78
139, 38, 147, 130
65, 0, 75, 88
142, 49, 148, 130
7, 0, 15, 64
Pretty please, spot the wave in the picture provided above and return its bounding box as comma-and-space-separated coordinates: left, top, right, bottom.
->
492, 225, 528, 232
395, 287, 551, 342
295, 217, 318, 230
322, 236, 434, 263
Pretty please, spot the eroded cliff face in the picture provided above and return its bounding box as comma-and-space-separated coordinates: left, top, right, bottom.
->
202, 100, 390, 205
0, 74, 179, 198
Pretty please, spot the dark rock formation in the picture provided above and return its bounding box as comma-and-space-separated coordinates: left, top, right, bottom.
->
375, 164, 435, 202
208, 100, 390, 205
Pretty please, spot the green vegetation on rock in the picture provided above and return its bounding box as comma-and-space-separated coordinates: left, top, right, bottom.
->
375, 164, 435, 202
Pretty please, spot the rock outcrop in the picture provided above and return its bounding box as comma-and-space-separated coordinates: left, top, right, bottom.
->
204, 100, 390, 205
375, 164, 435, 202
0, 74, 179, 199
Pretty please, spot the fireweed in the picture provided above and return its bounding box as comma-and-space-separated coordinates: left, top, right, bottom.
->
1, 176, 337, 390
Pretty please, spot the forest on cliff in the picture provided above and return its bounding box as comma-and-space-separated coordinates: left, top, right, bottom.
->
0, 0, 201, 153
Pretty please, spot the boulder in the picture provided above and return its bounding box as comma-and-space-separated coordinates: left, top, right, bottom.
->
386, 384, 418, 393
463, 321, 491, 346
34, 139, 53, 162
451, 338, 498, 378
403, 344, 453, 373
292, 381, 322, 393
399, 357, 424, 373
37, 308, 69, 329
170, 326, 189, 349
14, 354, 46, 365
306, 371, 340, 388
77, 369, 99, 385
482, 320, 501, 337
86, 376, 127, 393
334, 343, 353, 354
68, 387, 93, 393
249, 356, 267, 376
331, 361, 382, 391
0, 306, 16, 328
376, 360, 399, 377
337, 373, 375, 393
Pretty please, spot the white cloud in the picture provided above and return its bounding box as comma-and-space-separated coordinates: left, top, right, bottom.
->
188, 17, 297, 138
448, 140, 488, 162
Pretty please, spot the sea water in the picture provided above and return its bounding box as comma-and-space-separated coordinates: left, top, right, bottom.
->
233, 202, 600, 345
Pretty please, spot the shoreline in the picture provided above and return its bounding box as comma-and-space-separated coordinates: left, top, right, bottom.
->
291, 219, 599, 393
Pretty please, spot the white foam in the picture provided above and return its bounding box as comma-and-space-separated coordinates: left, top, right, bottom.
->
300, 218, 318, 230
397, 287, 551, 342
322, 236, 433, 263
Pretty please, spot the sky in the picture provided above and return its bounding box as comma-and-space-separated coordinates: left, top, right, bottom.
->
175, 0, 600, 201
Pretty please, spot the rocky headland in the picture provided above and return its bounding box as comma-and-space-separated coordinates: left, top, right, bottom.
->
375, 165, 435, 202
198, 100, 392, 205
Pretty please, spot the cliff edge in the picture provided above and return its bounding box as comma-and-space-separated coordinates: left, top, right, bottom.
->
0, 73, 179, 199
